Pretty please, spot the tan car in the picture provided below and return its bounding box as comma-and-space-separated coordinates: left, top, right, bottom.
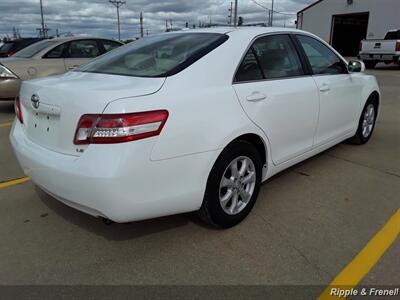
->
0, 37, 123, 100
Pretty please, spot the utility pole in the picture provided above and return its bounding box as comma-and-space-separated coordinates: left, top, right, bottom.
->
109, 0, 126, 40
268, 9, 271, 26
140, 11, 144, 38
228, 2, 233, 25
39, 0, 46, 38
233, 0, 238, 27
270, 0, 274, 27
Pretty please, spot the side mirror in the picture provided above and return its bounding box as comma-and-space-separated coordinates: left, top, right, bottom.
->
348, 60, 365, 73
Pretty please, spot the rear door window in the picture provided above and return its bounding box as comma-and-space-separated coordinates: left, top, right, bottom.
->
44, 43, 67, 58
235, 34, 304, 82
67, 40, 101, 58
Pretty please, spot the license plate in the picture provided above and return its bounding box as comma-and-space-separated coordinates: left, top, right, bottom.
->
30, 112, 55, 133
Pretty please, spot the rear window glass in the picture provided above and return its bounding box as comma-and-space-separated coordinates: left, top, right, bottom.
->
384, 31, 400, 40
76, 33, 228, 77
14, 40, 58, 58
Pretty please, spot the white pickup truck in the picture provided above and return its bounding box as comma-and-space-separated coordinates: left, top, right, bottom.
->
359, 29, 400, 69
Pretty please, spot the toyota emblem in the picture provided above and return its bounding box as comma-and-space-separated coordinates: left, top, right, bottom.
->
31, 94, 40, 109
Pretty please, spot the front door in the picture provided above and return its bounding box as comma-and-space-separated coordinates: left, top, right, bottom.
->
296, 35, 362, 146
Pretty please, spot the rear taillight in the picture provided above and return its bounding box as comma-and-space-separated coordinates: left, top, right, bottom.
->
396, 41, 400, 52
74, 110, 169, 145
14, 96, 23, 124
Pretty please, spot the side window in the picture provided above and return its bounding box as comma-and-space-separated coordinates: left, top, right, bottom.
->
253, 35, 304, 79
44, 43, 66, 58
297, 35, 347, 75
235, 49, 263, 82
67, 40, 100, 58
235, 34, 304, 82
101, 40, 122, 52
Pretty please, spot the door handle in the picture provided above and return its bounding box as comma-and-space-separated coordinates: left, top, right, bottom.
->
319, 84, 330, 92
68, 65, 79, 70
246, 92, 267, 102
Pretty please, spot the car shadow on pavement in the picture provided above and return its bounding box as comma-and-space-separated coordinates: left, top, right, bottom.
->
35, 145, 345, 239
35, 186, 192, 241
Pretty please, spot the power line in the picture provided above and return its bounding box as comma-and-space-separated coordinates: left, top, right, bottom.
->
109, 0, 126, 40
250, 0, 296, 15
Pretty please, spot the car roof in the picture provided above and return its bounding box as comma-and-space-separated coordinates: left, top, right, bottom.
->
48, 36, 121, 43
168, 26, 307, 36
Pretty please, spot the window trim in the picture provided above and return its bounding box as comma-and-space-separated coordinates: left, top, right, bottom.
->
232, 33, 309, 84
294, 34, 349, 76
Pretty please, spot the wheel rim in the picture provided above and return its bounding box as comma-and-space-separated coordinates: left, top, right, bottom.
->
362, 104, 375, 138
219, 156, 256, 216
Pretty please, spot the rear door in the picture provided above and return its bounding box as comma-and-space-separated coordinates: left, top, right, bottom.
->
39, 42, 68, 78
296, 35, 362, 146
233, 34, 319, 165
64, 39, 102, 70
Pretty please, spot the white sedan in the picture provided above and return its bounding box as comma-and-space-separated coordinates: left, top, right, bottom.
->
10, 27, 380, 228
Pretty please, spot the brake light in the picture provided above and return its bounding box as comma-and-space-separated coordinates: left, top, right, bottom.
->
14, 96, 23, 124
74, 110, 169, 145
396, 41, 400, 52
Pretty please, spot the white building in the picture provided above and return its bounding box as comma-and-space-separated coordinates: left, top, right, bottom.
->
297, 0, 400, 56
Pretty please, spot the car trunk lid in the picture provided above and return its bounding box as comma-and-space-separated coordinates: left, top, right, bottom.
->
19, 71, 165, 156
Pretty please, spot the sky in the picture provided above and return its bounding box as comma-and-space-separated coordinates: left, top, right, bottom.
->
0, 0, 314, 40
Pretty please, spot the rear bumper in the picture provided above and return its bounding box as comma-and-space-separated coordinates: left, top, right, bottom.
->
359, 53, 400, 62
10, 120, 216, 222
0, 78, 21, 100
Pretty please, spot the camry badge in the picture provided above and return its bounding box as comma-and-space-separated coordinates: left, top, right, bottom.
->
31, 94, 40, 109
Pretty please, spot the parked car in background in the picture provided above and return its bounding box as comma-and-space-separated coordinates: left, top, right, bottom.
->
0, 38, 44, 58
359, 29, 400, 69
0, 37, 123, 100
11, 28, 380, 228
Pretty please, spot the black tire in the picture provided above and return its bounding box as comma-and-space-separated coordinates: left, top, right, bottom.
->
198, 140, 262, 228
347, 96, 378, 145
364, 61, 377, 69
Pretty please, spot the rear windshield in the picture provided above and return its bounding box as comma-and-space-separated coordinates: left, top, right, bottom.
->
76, 33, 228, 77
384, 31, 400, 40
14, 40, 58, 58
0, 43, 14, 54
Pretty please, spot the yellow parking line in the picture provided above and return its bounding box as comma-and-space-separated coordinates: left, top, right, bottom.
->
0, 177, 31, 189
318, 209, 400, 300
0, 122, 13, 128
